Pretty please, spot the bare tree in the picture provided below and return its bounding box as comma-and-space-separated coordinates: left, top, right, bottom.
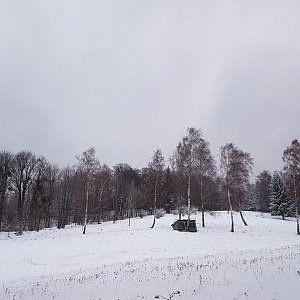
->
28, 156, 50, 231
0, 151, 13, 231
93, 164, 112, 224
44, 164, 60, 228
283, 139, 300, 235
127, 183, 135, 226
10, 151, 37, 234
57, 166, 76, 229
194, 138, 216, 227
148, 149, 165, 228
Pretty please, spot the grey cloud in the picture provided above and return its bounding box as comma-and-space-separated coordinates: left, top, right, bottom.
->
0, 0, 299, 175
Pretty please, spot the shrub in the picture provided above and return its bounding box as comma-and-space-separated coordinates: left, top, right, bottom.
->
155, 208, 166, 219
138, 209, 148, 218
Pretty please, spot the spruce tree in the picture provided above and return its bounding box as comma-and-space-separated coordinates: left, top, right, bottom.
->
269, 172, 294, 220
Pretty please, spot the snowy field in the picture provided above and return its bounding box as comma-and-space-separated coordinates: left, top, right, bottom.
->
1, 212, 300, 300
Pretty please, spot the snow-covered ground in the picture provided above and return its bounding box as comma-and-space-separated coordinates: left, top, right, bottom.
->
1, 212, 300, 299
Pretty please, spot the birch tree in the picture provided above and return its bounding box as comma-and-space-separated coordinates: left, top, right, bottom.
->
220, 144, 235, 232
220, 143, 253, 232
148, 149, 165, 228
231, 147, 253, 225
76, 147, 99, 234
171, 128, 203, 224
194, 140, 216, 227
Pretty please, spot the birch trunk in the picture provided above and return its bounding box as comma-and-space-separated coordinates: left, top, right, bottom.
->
83, 182, 89, 234
151, 178, 158, 228
239, 210, 248, 226
228, 188, 234, 232
239, 199, 248, 226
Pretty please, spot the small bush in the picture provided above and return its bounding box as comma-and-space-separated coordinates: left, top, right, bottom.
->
138, 209, 148, 218
155, 208, 166, 219
171, 209, 179, 215
171, 207, 197, 217
190, 206, 198, 215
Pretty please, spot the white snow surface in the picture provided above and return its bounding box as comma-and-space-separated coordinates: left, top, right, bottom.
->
1, 212, 300, 299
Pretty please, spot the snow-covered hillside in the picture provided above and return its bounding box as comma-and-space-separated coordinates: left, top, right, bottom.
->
1, 212, 300, 299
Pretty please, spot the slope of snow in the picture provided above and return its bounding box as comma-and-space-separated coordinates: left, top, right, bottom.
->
1, 212, 300, 299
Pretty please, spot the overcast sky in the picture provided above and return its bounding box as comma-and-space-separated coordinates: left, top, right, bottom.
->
0, 0, 299, 176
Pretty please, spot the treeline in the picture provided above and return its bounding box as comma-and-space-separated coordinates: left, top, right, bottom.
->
0, 128, 299, 234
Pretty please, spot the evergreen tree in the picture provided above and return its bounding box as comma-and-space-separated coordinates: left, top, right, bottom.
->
255, 170, 272, 212
283, 139, 300, 234
269, 172, 294, 220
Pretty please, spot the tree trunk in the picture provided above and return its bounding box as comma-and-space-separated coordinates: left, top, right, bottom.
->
230, 208, 234, 232
238, 193, 248, 226
83, 183, 89, 234
97, 188, 103, 224
46, 204, 51, 228
239, 197, 248, 226
293, 175, 300, 235
17, 205, 24, 235
128, 191, 132, 227
151, 178, 158, 229
0, 186, 7, 231
37, 217, 41, 232
240, 210, 248, 226
296, 206, 300, 235
187, 176, 191, 229
97, 212, 102, 224
200, 178, 205, 227
228, 188, 234, 232
0, 192, 4, 231
62, 197, 68, 228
